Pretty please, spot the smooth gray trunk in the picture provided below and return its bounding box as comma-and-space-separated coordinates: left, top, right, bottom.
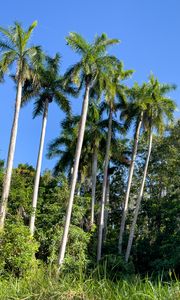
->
58, 84, 90, 268
90, 148, 98, 226
125, 128, 153, 262
29, 99, 49, 235
103, 176, 110, 242
97, 109, 112, 261
0, 80, 22, 230
118, 112, 143, 254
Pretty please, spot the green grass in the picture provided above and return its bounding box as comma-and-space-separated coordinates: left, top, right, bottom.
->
0, 270, 179, 300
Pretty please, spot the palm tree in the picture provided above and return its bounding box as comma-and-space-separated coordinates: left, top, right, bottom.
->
0, 21, 41, 230
58, 32, 120, 268
83, 101, 107, 226
125, 75, 176, 262
22, 54, 71, 235
97, 62, 133, 261
118, 83, 149, 254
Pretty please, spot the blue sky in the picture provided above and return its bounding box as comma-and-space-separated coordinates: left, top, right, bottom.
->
0, 0, 179, 171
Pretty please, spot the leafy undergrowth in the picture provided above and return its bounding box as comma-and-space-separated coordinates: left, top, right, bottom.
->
0, 270, 179, 300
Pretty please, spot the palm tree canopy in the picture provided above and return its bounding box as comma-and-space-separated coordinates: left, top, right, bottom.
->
91, 61, 133, 111
144, 75, 176, 133
121, 76, 176, 134
63, 32, 120, 92
0, 21, 41, 82
22, 53, 71, 118
104, 61, 133, 110
121, 82, 151, 133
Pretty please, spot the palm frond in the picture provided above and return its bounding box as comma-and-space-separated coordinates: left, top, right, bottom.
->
0, 50, 16, 73
25, 46, 43, 67
93, 34, 120, 54
23, 21, 37, 48
66, 32, 90, 54
15, 22, 24, 54
45, 53, 60, 74
54, 91, 71, 115
21, 78, 40, 105
0, 26, 16, 44
63, 62, 83, 87
61, 115, 80, 130
0, 40, 15, 52
33, 95, 46, 118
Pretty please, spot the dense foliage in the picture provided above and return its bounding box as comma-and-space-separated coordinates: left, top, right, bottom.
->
0, 122, 179, 277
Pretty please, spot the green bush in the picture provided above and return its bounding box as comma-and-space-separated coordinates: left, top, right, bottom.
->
48, 224, 90, 273
0, 219, 39, 276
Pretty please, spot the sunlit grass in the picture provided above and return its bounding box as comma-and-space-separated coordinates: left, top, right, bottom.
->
0, 269, 179, 300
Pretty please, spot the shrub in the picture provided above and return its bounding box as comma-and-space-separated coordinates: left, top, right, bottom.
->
48, 224, 90, 274
0, 218, 39, 276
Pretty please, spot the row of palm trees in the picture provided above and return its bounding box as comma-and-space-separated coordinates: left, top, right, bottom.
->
49, 77, 176, 264
0, 21, 176, 269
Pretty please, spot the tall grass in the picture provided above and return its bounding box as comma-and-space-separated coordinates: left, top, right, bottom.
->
0, 269, 179, 300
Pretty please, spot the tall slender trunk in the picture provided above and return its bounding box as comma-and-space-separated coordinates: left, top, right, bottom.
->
29, 99, 49, 236
97, 108, 112, 261
118, 112, 143, 254
90, 148, 98, 226
58, 84, 90, 268
103, 174, 110, 243
0, 80, 22, 230
125, 127, 153, 262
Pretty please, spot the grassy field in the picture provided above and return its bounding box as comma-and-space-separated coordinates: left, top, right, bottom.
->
0, 271, 179, 300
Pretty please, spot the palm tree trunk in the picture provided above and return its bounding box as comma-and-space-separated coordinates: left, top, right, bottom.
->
118, 112, 143, 254
97, 108, 112, 261
125, 127, 153, 262
0, 80, 22, 230
58, 84, 90, 268
29, 99, 49, 236
103, 175, 110, 242
90, 148, 98, 226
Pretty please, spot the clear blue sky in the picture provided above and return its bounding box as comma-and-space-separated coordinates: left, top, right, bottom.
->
0, 0, 179, 171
